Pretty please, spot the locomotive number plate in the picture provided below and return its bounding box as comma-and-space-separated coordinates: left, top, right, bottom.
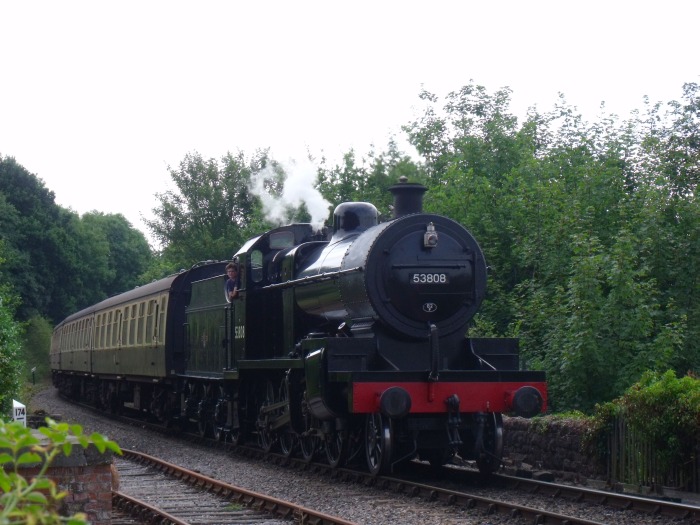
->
411, 273, 449, 284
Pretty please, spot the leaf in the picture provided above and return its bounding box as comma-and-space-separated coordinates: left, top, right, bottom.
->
0, 475, 12, 492
89, 432, 121, 454
24, 491, 49, 505
67, 512, 89, 524
16, 452, 41, 465
31, 478, 53, 490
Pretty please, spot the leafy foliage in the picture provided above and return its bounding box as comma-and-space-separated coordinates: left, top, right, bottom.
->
146, 151, 270, 269
20, 317, 53, 383
0, 243, 23, 415
0, 418, 121, 525
80, 212, 152, 298
316, 140, 424, 221
585, 371, 700, 476
405, 81, 699, 411
0, 157, 153, 323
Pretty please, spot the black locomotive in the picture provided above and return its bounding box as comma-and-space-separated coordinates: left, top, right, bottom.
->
51, 178, 546, 475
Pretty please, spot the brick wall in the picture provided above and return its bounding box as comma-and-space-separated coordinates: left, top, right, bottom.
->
15, 434, 114, 525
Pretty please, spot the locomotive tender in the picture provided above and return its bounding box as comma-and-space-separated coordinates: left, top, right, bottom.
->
51, 178, 546, 475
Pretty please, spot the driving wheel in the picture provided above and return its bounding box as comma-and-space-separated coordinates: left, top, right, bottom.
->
257, 380, 276, 452
476, 412, 504, 475
365, 413, 392, 476
325, 430, 348, 468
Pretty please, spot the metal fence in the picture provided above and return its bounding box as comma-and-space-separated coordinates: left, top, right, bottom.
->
607, 415, 699, 492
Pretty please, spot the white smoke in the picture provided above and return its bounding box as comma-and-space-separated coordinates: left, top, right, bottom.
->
249, 158, 332, 231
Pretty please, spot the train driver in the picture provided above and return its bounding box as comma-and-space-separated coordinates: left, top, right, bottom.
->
225, 262, 240, 301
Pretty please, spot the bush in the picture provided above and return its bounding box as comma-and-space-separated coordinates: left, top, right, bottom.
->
585, 370, 700, 473
622, 370, 700, 469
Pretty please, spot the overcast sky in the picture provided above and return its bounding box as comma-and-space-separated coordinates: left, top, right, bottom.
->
1, 1, 698, 244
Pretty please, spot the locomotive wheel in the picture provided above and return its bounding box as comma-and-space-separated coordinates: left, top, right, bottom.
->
365, 413, 392, 476
279, 431, 297, 457
213, 386, 228, 442
259, 426, 273, 452
257, 381, 277, 453
278, 378, 296, 457
325, 430, 348, 468
197, 384, 215, 438
476, 413, 504, 476
300, 433, 320, 462
299, 392, 319, 462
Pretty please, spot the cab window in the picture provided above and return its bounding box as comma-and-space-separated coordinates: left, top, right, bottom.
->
251, 250, 264, 283
269, 231, 295, 249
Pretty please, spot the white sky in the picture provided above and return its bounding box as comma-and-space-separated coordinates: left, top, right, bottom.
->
1, 1, 698, 245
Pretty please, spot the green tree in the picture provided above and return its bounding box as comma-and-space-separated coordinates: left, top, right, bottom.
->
316, 140, 422, 220
0, 242, 23, 415
146, 150, 268, 270
20, 316, 53, 384
403, 81, 700, 411
0, 157, 65, 321
0, 157, 153, 323
80, 212, 152, 296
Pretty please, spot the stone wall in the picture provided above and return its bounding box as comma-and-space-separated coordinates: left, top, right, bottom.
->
503, 416, 607, 482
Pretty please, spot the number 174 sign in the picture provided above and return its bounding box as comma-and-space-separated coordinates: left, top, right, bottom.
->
12, 399, 27, 427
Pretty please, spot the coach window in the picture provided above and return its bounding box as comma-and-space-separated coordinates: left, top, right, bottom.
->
86, 318, 93, 348
156, 295, 167, 344
128, 304, 136, 346
121, 308, 129, 346
112, 310, 120, 347
146, 299, 155, 345
106, 312, 112, 349
75, 321, 81, 350
95, 314, 101, 349
99, 314, 105, 349
251, 250, 263, 283
137, 302, 145, 345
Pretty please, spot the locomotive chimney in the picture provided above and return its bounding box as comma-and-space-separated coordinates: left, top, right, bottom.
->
388, 176, 428, 218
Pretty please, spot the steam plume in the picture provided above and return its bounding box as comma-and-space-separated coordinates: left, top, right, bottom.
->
249, 158, 331, 231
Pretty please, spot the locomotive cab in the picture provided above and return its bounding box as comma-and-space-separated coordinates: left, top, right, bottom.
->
232, 223, 327, 361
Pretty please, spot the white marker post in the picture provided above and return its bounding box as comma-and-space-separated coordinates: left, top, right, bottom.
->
12, 399, 27, 427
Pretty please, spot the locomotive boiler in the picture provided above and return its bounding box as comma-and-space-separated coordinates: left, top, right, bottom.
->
51, 177, 546, 475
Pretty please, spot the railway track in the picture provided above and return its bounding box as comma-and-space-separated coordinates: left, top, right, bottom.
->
492, 470, 700, 522
230, 441, 700, 524
45, 392, 700, 524
113, 449, 358, 525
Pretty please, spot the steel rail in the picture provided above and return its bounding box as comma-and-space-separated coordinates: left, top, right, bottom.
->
113, 491, 190, 525
495, 472, 700, 522
120, 448, 358, 525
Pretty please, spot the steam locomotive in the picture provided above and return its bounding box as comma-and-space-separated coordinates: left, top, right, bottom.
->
51, 178, 546, 475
